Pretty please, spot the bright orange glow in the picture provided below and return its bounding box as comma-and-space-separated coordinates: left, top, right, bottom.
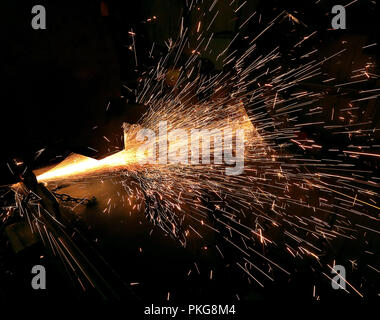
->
37, 150, 136, 182
36, 103, 259, 182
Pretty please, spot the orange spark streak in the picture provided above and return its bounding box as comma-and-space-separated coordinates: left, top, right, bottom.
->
36, 150, 136, 182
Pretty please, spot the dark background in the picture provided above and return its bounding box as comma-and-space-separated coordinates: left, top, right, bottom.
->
0, 0, 379, 308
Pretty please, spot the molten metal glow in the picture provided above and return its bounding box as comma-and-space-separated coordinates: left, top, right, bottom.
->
37, 150, 136, 181
37, 103, 257, 182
